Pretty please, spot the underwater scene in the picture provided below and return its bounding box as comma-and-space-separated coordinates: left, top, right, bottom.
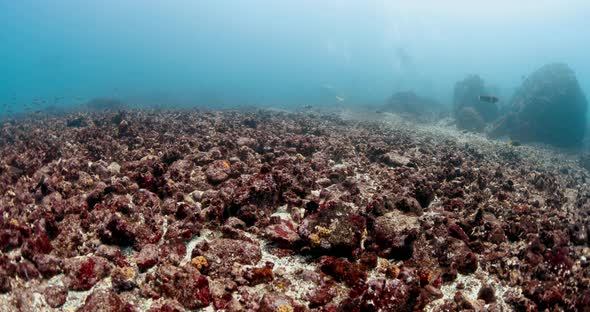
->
1, 1, 590, 311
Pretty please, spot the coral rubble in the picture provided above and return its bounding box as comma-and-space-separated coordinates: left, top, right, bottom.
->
0, 109, 589, 311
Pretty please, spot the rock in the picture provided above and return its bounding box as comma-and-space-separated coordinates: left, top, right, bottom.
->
244, 266, 274, 286
66, 116, 88, 128
258, 292, 296, 312
453, 74, 498, 122
33, 254, 63, 278
478, 285, 497, 304
209, 278, 237, 310
380, 153, 411, 167
320, 256, 367, 287
264, 219, 301, 248
454, 291, 485, 311
575, 290, 590, 312
206, 160, 231, 184
64, 256, 113, 291
395, 196, 423, 215
298, 201, 367, 257
373, 210, 419, 259
414, 181, 435, 208
21, 233, 53, 261
356, 278, 414, 311
456, 107, 485, 132
147, 300, 185, 312
136, 244, 158, 271
148, 264, 211, 310
99, 215, 136, 247
77, 289, 134, 312
456, 251, 478, 275
0, 275, 10, 293
192, 238, 262, 277
17, 260, 40, 280
491, 63, 587, 147
382, 91, 442, 121
95, 245, 127, 267
111, 266, 137, 292
158, 242, 187, 266
44, 285, 68, 308
523, 281, 565, 310
107, 162, 121, 174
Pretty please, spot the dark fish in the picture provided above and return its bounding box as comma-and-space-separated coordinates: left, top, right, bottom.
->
479, 95, 499, 103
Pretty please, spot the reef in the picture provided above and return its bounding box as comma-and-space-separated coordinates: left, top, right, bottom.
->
0, 108, 589, 311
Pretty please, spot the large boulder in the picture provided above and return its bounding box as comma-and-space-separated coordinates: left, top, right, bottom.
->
382, 91, 442, 121
491, 63, 587, 147
453, 75, 498, 122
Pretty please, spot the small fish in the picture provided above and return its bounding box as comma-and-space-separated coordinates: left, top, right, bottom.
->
302, 105, 313, 109
479, 95, 499, 103
335, 96, 345, 102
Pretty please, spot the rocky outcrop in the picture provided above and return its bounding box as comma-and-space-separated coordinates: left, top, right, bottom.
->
491, 63, 588, 147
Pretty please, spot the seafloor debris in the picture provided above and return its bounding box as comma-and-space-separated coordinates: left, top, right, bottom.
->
0, 109, 589, 311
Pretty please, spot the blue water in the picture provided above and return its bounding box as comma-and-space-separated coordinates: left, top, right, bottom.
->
1, 0, 589, 114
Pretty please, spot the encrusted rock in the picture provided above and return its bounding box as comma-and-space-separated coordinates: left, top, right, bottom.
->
191, 238, 262, 277
264, 219, 301, 248
44, 285, 68, 308
64, 256, 113, 291
136, 244, 158, 271
372, 210, 419, 259
77, 289, 134, 312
